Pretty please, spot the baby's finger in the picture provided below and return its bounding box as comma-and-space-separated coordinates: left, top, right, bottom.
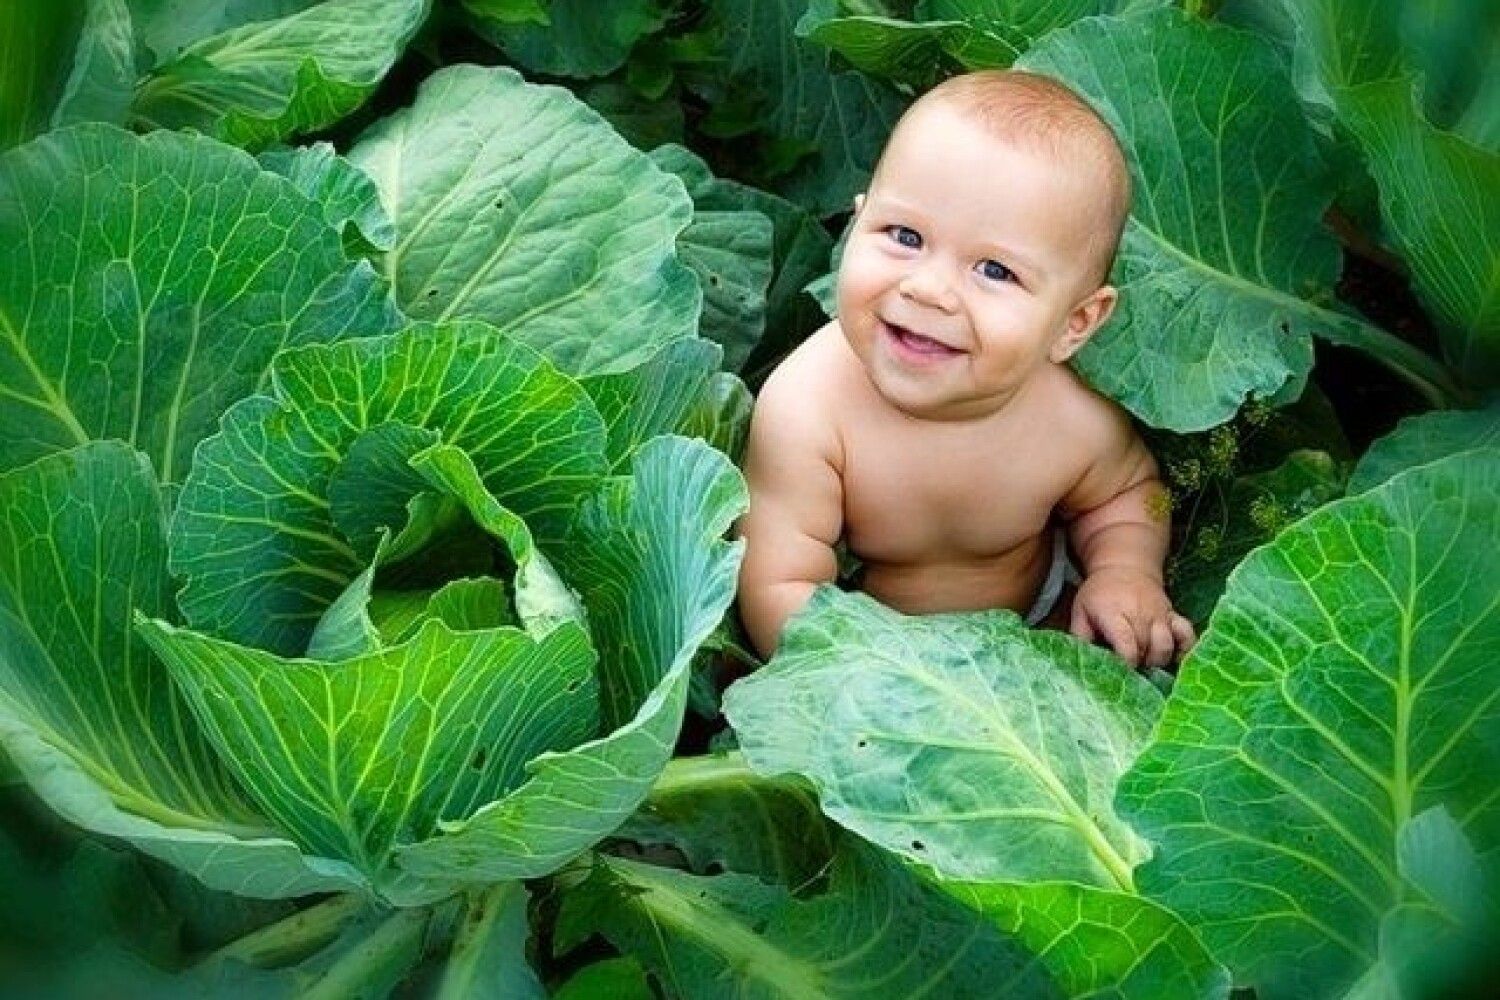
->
1169, 614, 1197, 659
1103, 614, 1140, 665
1146, 619, 1174, 669
1069, 603, 1097, 644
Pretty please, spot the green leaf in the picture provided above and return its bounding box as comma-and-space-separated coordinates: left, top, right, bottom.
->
1340, 79, 1500, 386
1117, 449, 1500, 1000
349, 64, 702, 375
51, 0, 137, 130
394, 437, 746, 881
650, 146, 775, 372
466, 0, 665, 78
1020, 11, 1419, 430
434, 882, 546, 1000
577, 337, 729, 472
130, 0, 430, 149
941, 879, 1229, 1000
1348, 404, 1500, 495
0, 124, 399, 480
618, 751, 837, 886
137, 614, 600, 883
558, 839, 1060, 999
724, 587, 1163, 889
705, 0, 907, 217
648, 145, 833, 378
553, 956, 655, 1000
170, 322, 607, 654
0, 443, 366, 899
799, 12, 968, 88
917, 0, 1169, 67
257, 142, 396, 252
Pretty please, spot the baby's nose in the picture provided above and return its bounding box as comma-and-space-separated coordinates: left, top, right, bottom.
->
898, 266, 959, 312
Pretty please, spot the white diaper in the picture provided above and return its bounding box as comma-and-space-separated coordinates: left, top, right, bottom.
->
1025, 529, 1080, 625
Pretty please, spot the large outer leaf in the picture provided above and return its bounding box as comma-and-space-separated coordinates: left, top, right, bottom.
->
1117, 449, 1500, 1000
558, 840, 1061, 999
1018, 12, 1352, 430
650, 146, 774, 373
0, 443, 366, 899
137, 616, 598, 879
51, 0, 136, 130
942, 880, 1230, 1000
725, 588, 1160, 888
349, 65, 701, 376
171, 322, 608, 654
131, 0, 430, 149
395, 437, 745, 881
1340, 79, 1500, 386
257, 142, 397, 252
0, 124, 398, 480
721, 587, 1225, 997
1348, 404, 1500, 495
706, 0, 907, 217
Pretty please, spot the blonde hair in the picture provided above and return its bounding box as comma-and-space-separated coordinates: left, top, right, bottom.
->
892, 70, 1132, 287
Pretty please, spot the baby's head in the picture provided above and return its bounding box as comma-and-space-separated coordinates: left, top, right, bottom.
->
837, 71, 1133, 421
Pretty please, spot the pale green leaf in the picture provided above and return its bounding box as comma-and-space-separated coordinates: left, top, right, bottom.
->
257, 142, 397, 252
1118, 449, 1500, 1000
0, 442, 366, 899
724, 587, 1163, 889
350, 65, 702, 375
1340, 79, 1500, 386
1020, 11, 1348, 430
0, 124, 399, 480
138, 615, 600, 882
131, 0, 430, 148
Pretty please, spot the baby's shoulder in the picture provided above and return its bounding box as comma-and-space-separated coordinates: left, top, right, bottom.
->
756, 323, 863, 418
1042, 366, 1137, 455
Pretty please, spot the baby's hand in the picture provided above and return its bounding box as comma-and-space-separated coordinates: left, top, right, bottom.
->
1069, 567, 1196, 669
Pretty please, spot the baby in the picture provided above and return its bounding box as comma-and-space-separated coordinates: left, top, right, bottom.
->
736, 70, 1195, 668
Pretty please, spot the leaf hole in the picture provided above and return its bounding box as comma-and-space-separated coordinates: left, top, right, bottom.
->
911, 840, 925, 851
709, 274, 721, 287
565, 679, 582, 693
470, 747, 487, 770
856, 738, 868, 749
494, 198, 504, 209
425, 288, 439, 299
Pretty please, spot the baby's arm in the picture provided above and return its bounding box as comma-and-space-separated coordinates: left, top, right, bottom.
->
735, 365, 844, 660
1060, 406, 1194, 667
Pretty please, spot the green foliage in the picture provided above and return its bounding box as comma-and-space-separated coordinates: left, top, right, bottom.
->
0, 2, 1495, 996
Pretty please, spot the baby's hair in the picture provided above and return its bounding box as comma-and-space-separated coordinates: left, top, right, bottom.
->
902, 70, 1132, 287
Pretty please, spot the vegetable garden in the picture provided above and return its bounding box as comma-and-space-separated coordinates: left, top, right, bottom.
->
0, 1, 1495, 997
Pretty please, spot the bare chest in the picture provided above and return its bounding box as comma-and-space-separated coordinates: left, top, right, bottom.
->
839, 416, 1073, 565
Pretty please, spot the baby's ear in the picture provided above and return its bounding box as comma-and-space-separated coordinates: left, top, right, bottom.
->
1050, 285, 1117, 363
853, 192, 866, 215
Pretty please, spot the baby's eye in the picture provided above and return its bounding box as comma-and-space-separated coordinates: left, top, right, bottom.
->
978, 259, 1015, 283
885, 225, 922, 249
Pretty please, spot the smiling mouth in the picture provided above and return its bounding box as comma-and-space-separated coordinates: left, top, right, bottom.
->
884, 322, 963, 358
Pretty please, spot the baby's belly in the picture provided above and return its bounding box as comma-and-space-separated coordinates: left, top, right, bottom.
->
857, 539, 1053, 616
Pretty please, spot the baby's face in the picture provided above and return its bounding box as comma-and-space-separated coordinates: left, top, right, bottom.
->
837, 102, 1110, 422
